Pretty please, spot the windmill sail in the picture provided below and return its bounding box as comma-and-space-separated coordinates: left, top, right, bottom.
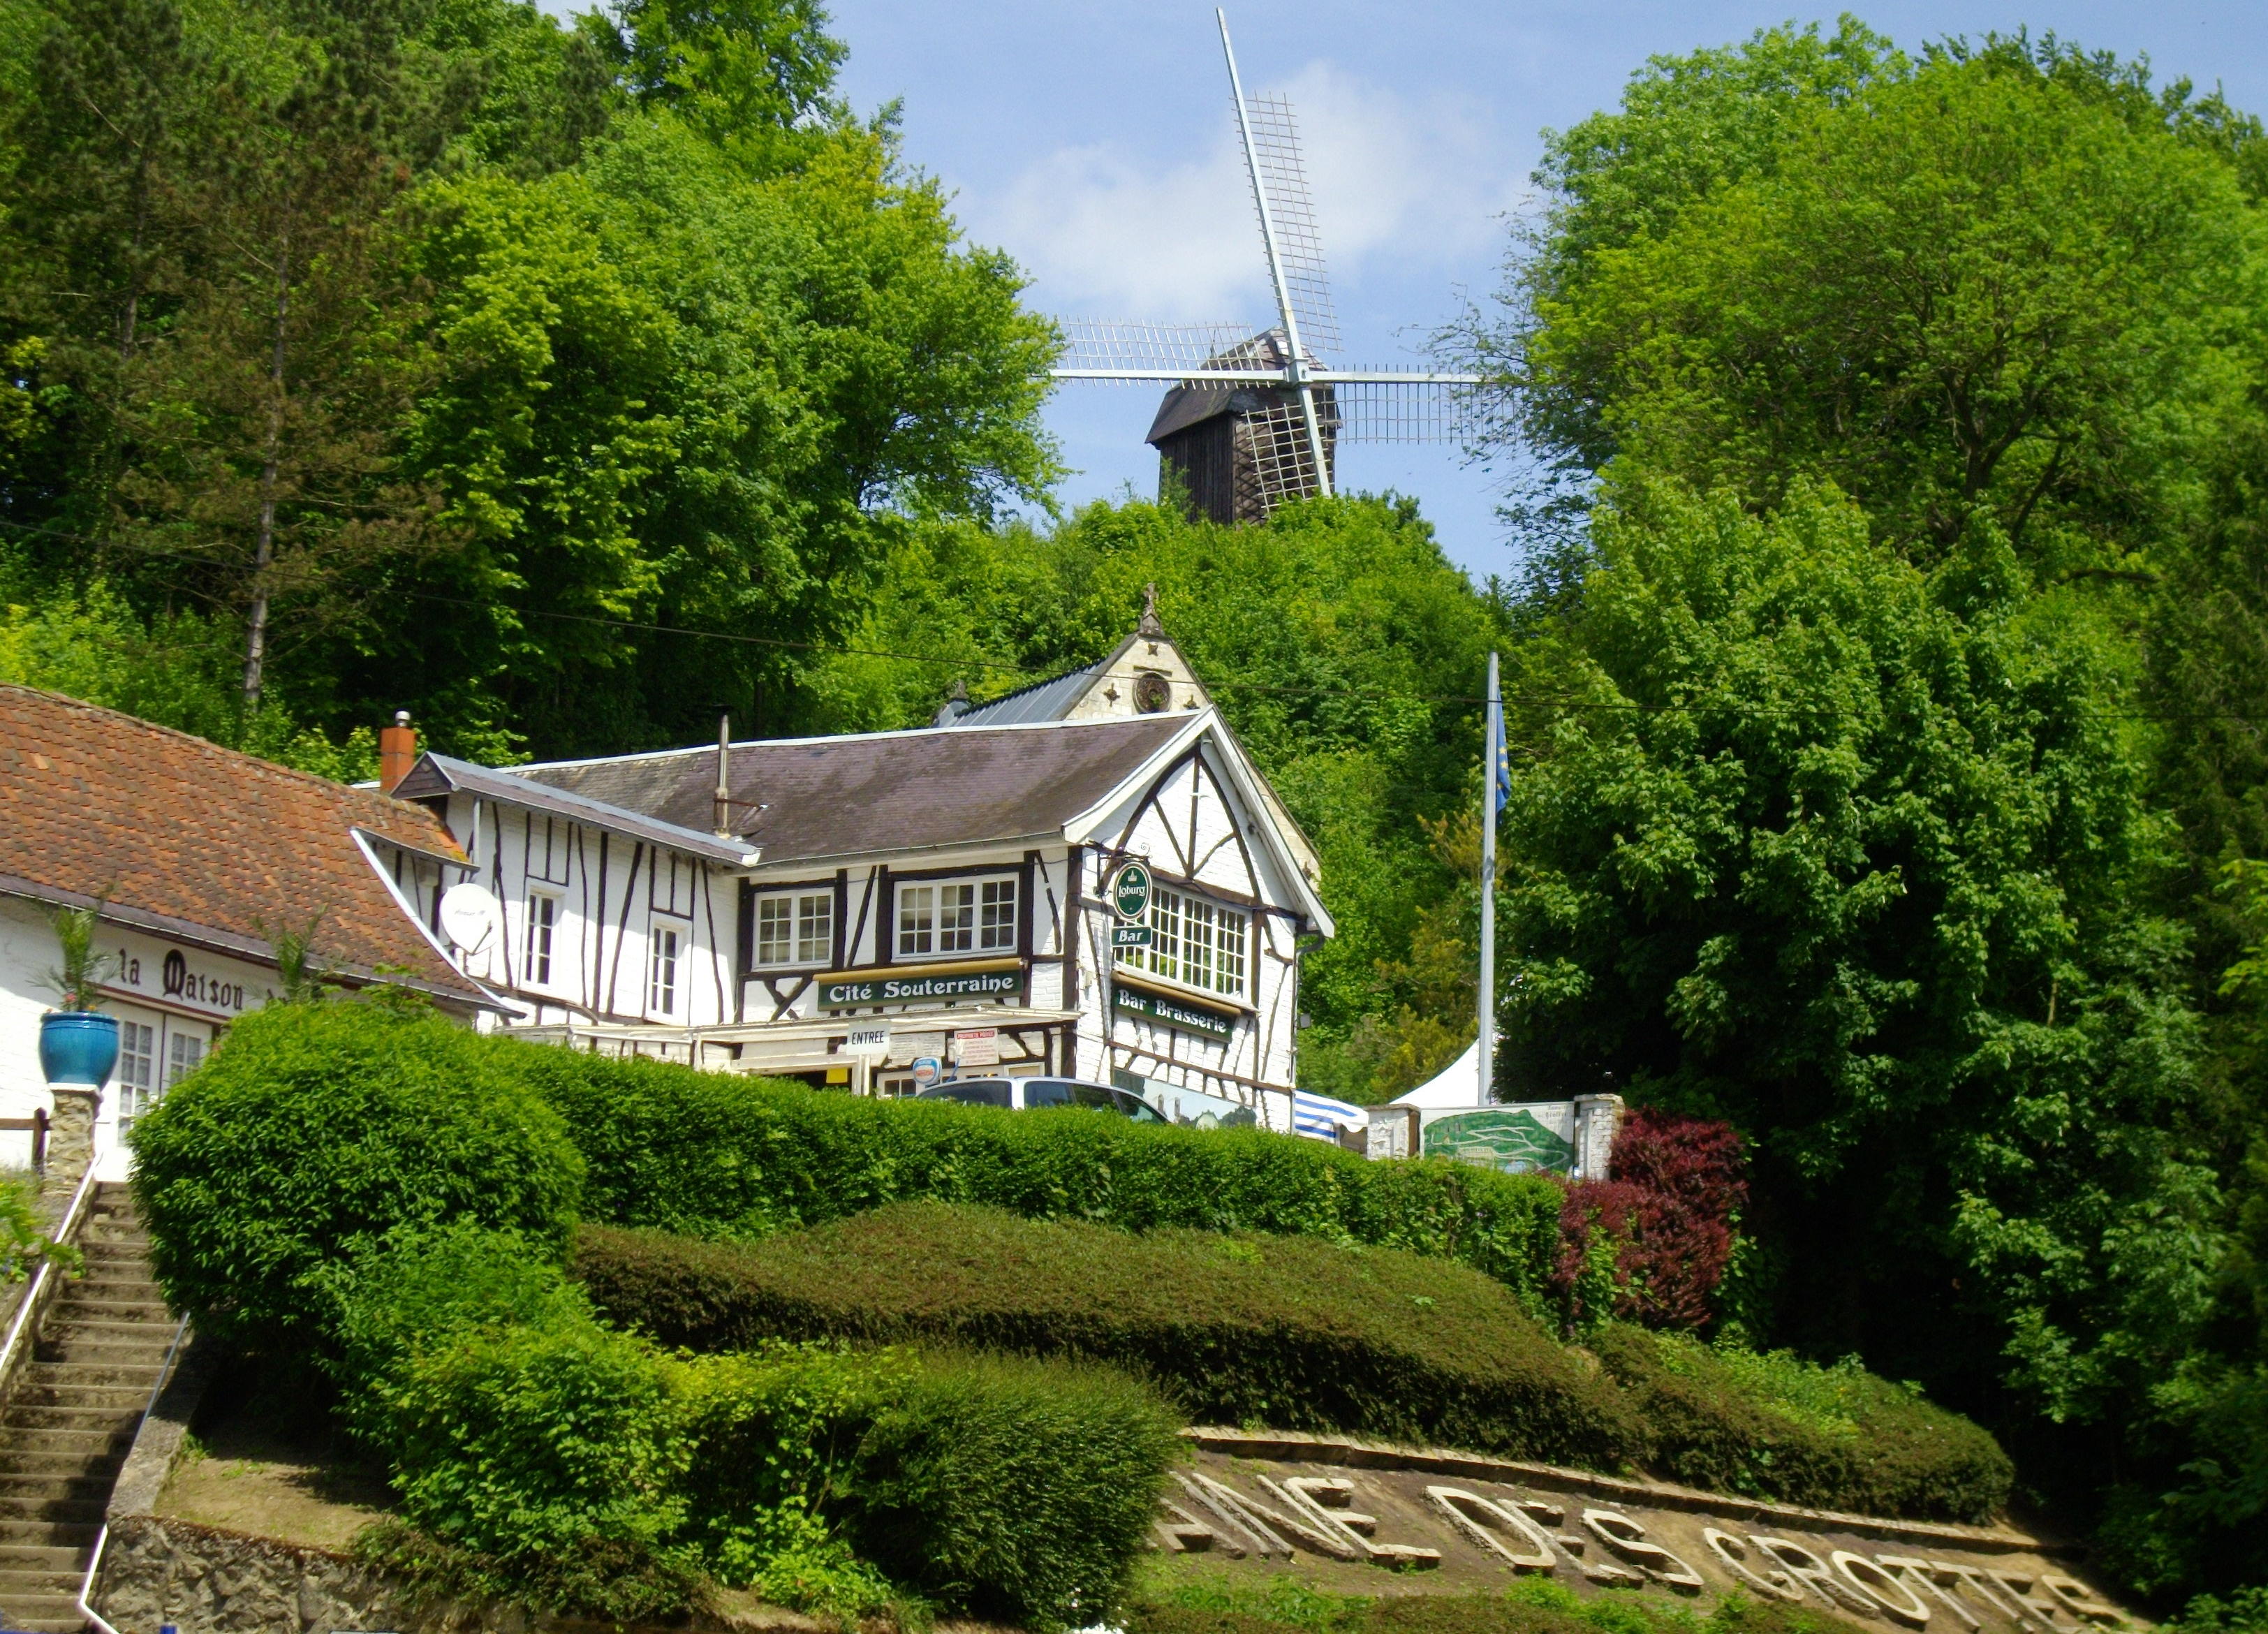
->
1238, 94, 1339, 356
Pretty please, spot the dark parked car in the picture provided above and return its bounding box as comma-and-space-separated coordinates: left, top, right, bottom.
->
915, 1076, 1168, 1121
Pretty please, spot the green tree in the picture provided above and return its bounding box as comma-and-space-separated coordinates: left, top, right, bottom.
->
1499, 476, 2217, 1445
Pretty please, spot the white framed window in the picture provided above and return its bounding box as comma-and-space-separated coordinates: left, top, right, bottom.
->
756, 891, 833, 966
649, 922, 682, 1015
1116, 883, 1249, 998
165, 1030, 206, 1088
117, 1021, 156, 1133
525, 892, 558, 985
898, 877, 1016, 959
980, 879, 1017, 950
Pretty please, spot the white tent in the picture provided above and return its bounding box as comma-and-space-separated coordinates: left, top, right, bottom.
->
1390, 1035, 1494, 1109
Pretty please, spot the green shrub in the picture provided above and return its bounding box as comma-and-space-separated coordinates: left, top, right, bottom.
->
1589, 1323, 2015, 1523
572, 1202, 1641, 1469
852, 1350, 1183, 1625
501, 1036, 1565, 1302
131, 1001, 584, 1354
340, 1227, 1178, 1626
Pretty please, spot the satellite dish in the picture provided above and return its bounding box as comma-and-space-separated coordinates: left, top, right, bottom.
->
439, 883, 498, 954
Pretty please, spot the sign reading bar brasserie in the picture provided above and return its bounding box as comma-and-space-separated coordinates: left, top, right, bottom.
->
1114, 981, 1236, 1040
818, 959, 1024, 1010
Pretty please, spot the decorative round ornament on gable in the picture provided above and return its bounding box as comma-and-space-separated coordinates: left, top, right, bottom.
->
1110, 861, 1153, 922
1132, 671, 1172, 714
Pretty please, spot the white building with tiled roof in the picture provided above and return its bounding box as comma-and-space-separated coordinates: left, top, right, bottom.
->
0, 686, 494, 1173
390, 612, 1332, 1128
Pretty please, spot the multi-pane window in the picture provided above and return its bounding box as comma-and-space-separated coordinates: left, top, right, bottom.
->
526, 892, 557, 985
757, 892, 833, 966
117, 1022, 156, 1133
1116, 884, 1249, 997
980, 879, 1017, 950
899, 879, 1016, 958
165, 1031, 205, 1088
649, 923, 681, 1015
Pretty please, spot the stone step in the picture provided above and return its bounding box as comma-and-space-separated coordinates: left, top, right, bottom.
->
0, 1448, 124, 1479
0, 1520, 98, 1550
1, 1405, 138, 1433
38, 1316, 177, 1342
0, 1598, 88, 1634
0, 1552, 89, 1580
0, 1495, 103, 1526
22, 1364, 164, 1392
0, 1475, 117, 1506
0, 1432, 131, 1463
10, 1382, 154, 1412
47, 1295, 168, 1319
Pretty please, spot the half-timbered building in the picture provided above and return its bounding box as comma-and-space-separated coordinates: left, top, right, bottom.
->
390, 610, 1330, 1128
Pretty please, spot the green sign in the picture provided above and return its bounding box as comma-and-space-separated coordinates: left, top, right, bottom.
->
1111, 861, 1152, 922
1113, 984, 1234, 1040
1420, 1108, 1577, 1176
820, 967, 1024, 1009
1112, 924, 1152, 948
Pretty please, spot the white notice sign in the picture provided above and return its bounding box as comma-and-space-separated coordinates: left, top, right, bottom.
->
953, 1027, 1000, 1067
842, 1026, 892, 1061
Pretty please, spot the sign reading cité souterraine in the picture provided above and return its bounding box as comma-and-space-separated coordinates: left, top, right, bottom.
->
819, 967, 1024, 1008
1115, 985, 1235, 1039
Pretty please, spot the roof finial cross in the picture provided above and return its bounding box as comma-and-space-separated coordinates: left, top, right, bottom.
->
1139, 582, 1165, 638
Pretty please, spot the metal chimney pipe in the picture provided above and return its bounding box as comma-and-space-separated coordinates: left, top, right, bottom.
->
712, 714, 732, 836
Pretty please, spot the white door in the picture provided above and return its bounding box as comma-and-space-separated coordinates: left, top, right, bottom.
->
96, 1005, 213, 1175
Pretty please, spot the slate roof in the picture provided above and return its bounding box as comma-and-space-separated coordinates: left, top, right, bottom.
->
509, 716, 1189, 867
0, 684, 486, 1003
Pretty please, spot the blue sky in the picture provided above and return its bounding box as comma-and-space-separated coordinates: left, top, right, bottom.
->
563, 2, 2268, 582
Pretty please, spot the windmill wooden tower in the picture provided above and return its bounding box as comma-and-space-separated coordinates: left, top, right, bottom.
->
1052, 11, 1476, 525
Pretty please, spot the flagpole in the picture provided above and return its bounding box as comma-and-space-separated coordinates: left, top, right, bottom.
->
1479, 652, 1499, 1106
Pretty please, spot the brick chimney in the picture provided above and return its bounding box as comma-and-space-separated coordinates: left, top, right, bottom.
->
378, 710, 417, 793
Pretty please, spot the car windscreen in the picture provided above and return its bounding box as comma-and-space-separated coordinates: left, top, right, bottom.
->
917, 1080, 1012, 1107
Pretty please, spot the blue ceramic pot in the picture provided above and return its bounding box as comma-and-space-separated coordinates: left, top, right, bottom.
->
39, 1011, 119, 1086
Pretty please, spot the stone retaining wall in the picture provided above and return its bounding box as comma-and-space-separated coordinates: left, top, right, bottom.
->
94, 1512, 465, 1634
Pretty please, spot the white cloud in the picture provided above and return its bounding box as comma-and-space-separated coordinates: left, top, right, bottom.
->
977, 61, 1523, 335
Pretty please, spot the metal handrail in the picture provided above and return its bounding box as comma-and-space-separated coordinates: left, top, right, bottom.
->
0, 1162, 103, 1389
76, 1314, 191, 1634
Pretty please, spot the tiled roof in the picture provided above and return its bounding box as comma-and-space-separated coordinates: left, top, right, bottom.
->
510, 716, 1189, 867
0, 685, 485, 1003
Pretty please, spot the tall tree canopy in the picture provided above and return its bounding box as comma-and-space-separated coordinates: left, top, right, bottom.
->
1461, 24, 2268, 1601
0, 0, 1055, 758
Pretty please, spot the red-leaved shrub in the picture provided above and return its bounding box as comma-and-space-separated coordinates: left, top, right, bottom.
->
1552, 1107, 1746, 1332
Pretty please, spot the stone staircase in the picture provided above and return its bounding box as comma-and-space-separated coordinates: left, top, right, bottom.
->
0, 1184, 175, 1633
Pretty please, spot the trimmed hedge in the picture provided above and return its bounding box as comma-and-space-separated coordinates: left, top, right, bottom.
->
1589, 1323, 2014, 1524
575, 1207, 2019, 1523
337, 1225, 1181, 1626
131, 1003, 584, 1353
573, 1202, 1641, 1470
499, 1038, 1566, 1307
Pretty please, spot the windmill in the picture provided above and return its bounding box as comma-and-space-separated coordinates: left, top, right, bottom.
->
1051, 10, 1479, 525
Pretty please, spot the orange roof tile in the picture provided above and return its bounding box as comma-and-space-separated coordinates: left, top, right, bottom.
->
0, 685, 485, 1004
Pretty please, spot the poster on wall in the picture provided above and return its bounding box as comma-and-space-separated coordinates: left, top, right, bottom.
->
1418, 1103, 1578, 1175
1119, 1074, 1258, 1131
